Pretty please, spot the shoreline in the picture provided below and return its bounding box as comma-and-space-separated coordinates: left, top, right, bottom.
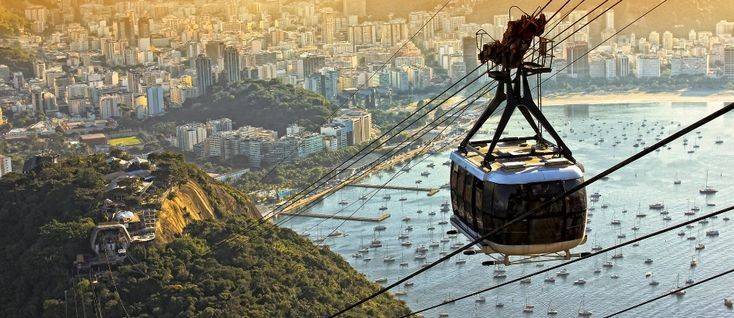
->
542, 90, 734, 106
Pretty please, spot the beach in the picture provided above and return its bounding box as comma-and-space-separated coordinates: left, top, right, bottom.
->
543, 90, 734, 106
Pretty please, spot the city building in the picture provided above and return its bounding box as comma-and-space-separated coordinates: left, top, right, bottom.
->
0, 154, 11, 177
195, 54, 213, 96
146, 85, 165, 116
636, 55, 661, 78
176, 123, 208, 152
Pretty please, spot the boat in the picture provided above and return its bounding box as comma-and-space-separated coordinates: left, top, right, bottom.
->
338, 200, 349, 205
375, 277, 388, 283
523, 304, 534, 313
706, 229, 720, 237
374, 225, 386, 231
725, 298, 733, 308
420, 171, 430, 177
401, 216, 411, 222
475, 296, 486, 303
370, 239, 382, 248
699, 170, 718, 194
649, 202, 665, 210
644, 258, 653, 264
399, 197, 407, 202
404, 281, 414, 287
544, 276, 556, 283
573, 279, 586, 285
610, 219, 621, 225
695, 243, 705, 250
556, 269, 570, 277
401, 241, 412, 247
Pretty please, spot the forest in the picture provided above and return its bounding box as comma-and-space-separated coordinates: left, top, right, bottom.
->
0, 152, 409, 317
149, 79, 336, 136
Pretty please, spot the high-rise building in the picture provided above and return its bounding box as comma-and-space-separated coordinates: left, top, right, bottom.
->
138, 17, 151, 38
146, 85, 165, 115
343, 0, 366, 17
206, 118, 233, 135
321, 10, 338, 44
662, 31, 674, 50
99, 95, 121, 119
0, 154, 11, 177
724, 46, 734, 80
565, 42, 589, 78
616, 54, 631, 78
605, 9, 615, 31
195, 54, 213, 96
636, 55, 661, 78
127, 70, 140, 94
224, 46, 241, 83
176, 123, 208, 152
34, 60, 46, 80
462, 37, 479, 71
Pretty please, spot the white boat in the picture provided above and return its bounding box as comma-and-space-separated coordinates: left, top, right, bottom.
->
644, 258, 653, 264
523, 304, 534, 313
725, 298, 733, 308
557, 269, 570, 277
375, 277, 388, 283
699, 170, 718, 194
475, 296, 486, 303
649, 202, 665, 210
573, 279, 586, 285
545, 276, 556, 283
695, 243, 705, 250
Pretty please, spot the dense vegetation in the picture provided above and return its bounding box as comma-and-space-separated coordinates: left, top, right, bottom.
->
235, 145, 363, 194
0, 4, 25, 37
0, 46, 35, 76
151, 80, 336, 135
0, 152, 409, 317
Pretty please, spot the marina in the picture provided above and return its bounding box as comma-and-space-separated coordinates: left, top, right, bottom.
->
281, 100, 734, 317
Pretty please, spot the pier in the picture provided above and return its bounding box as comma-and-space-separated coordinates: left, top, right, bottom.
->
278, 212, 390, 222
346, 184, 440, 196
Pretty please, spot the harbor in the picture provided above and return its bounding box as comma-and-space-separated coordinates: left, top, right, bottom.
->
281, 100, 734, 317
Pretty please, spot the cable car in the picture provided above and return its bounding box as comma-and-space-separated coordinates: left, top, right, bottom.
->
449, 13, 588, 265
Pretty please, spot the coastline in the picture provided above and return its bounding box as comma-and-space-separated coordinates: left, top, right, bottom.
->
542, 90, 734, 106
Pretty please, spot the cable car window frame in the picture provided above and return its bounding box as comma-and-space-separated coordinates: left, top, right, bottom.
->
462, 170, 474, 225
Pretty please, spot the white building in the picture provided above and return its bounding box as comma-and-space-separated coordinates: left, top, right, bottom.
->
636, 55, 661, 78
176, 123, 208, 152
0, 155, 11, 177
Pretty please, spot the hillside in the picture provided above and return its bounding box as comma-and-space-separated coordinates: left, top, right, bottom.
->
0, 4, 26, 37
152, 80, 335, 135
0, 152, 409, 317
365, 0, 731, 35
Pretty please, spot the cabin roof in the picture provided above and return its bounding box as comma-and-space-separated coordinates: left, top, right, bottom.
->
451, 140, 582, 184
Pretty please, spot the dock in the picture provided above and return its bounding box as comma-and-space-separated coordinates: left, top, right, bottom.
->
278, 212, 390, 222
346, 184, 440, 196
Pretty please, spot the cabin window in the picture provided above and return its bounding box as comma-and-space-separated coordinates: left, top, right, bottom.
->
454, 167, 465, 214
473, 178, 483, 229
463, 172, 474, 223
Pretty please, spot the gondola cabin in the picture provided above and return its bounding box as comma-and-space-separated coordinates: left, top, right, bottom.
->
450, 139, 588, 258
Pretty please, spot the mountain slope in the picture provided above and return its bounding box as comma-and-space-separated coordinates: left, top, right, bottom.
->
151, 80, 335, 135
0, 152, 409, 317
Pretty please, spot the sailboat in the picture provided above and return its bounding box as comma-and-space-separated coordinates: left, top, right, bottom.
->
672, 274, 686, 297
699, 170, 718, 194
577, 297, 592, 317
674, 172, 682, 185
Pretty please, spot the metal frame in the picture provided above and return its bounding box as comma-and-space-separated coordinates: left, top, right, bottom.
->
458, 62, 575, 167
